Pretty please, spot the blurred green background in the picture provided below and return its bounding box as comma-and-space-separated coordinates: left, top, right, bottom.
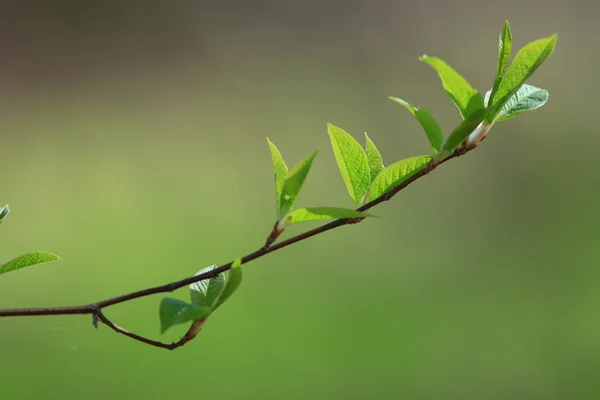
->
0, 1, 597, 398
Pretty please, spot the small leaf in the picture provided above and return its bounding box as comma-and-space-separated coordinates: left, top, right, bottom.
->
327, 123, 371, 205
159, 298, 211, 334
364, 133, 384, 182
279, 150, 318, 218
419, 55, 484, 120
489, 34, 557, 122
484, 84, 548, 123
439, 108, 487, 158
214, 258, 243, 309
389, 97, 443, 153
286, 207, 376, 224
0, 205, 9, 225
266, 138, 288, 216
190, 265, 225, 308
488, 20, 513, 106
368, 156, 432, 201
0, 252, 61, 276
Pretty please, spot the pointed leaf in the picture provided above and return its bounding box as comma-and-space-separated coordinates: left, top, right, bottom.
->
368, 155, 432, 201
266, 138, 288, 215
419, 56, 484, 119
327, 123, 371, 205
190, 265, 225, 308
488, 20, 513, 106
279, 150, 318, 218
489, 34, 557, 122
0, 252, 61, 276
0, 205, 9, 225
389, 97, 443, 153
485, 84, 548, 123
159, 297, 211, 334
214, 258, 243, 309
439, 108, 487, 158
286, 207, 376, 224
364, 133, 384, 182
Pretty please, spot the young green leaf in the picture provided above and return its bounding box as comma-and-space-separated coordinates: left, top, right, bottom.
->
389, 97, 443, 153
489, 34, 557, 122
368, 155, 432, 201
438, 108, 487, 159
0, 252, 61, 276
0, 205, 9, 225
419, 56, 484, 120
279, 150, 318, 218
485, 84, 548, 123
327, 123, 371, 205
286, 207, 375, 224
487, 20, 513, 107
214, 258, 243, 309
159, 298, 211, 334
266, 138, 288, 215
190, 265, 225, 308
364, 133, 384, 182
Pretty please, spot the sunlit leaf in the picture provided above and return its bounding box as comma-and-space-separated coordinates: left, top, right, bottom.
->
190, 265, 225, 308
389, 97, 443, 153
485, 84, 548, 123
214, 258, 243, 309
488, 20, 513, 106
0, 205, 9, 225
266, 138, 288, 217
286, 207, 375, 224
364, 133, 384, 182
159, 298, 211, 334
327, 123, 371, 205
279, 150, 318, 218
419, 56, 484, 119
368, 155, 432, 201
489, 34, 557, 122
0, 252, 61, 276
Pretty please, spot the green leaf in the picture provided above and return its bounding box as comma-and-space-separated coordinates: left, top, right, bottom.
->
489, 34, 557, 122
266, 138, 288, 216
439, 108, 487, 157
286, 207, 375, 224
368, 155, 432, 201
0, 205, 9, 225
419, 55, 484, 120
0, 252, 61, 276
485, 84, 548, 123
364, 133, 384, 182
389, 97, 443, 153
214, 258, 243, 309
190, 265, 225, 308
327, 123, 371, 205
159, 298, 211, 334
279, 150, 318, 218
488, 20, 513, 106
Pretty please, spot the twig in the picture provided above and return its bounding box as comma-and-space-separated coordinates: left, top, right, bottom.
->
0, 149, 465, 349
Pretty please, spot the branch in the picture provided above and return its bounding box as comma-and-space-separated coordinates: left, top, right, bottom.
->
0, 149, 463, 348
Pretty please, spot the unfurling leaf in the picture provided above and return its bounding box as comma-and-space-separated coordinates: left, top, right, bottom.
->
190, 265, 226, 308
286, 207, 376, 224
327, 123, 371, 205
389, 97, 443, 153
419, 56, 484, 120
159, 298, 211, 334
214, 258, 243, 308
0, 205, 9, 225
485, 84, 548, 123
368, 156, 432, 201
0, 252, 61, 276
279, 150, 318, 218
364, 133, 384, 182
439, 108, 487, 158
266, 138, 288, 216
488, 20, 513, 106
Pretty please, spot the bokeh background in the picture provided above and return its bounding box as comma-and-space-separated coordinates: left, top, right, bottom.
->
0, 1, 597, 398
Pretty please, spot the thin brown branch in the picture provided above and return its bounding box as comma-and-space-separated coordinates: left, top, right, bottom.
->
0, 148, 466, 349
